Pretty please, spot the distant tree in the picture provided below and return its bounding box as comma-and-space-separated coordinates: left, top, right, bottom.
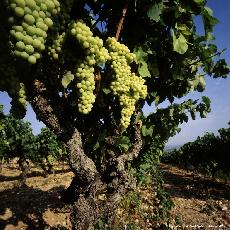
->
0, 106, 36, 184
163, 124, 230, 181
36, 127, 67, 174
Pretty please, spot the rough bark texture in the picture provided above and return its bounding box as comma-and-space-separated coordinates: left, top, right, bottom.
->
18, 156, 29, 186
26, 76, 143, 229
64, 124, 143, 229
27, 79, 63, 133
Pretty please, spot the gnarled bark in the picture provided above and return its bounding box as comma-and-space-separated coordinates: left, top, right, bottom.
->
26, 74, 143, 229
64, 124, 143, 229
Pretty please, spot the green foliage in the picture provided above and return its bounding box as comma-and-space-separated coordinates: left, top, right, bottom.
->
0, 106, 66, 173
0, 109, 36, 161
173, 33, 188, 54
0, 0, 229, 226
36, 127, 67, 170
163, 124, 230, 180
0, 0, 229, 126
0, 0, 229, 219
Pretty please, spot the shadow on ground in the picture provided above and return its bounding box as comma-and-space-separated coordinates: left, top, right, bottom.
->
0, 168, 71, 182
161, 164, 230, 201
0, 185, 71, 229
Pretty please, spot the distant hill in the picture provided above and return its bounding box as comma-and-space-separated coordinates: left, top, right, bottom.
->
164, 144, 180, 152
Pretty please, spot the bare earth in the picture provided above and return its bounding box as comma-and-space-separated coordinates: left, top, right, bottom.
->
161, 164, 230, 229
0, 162, 229, 229
0, 162, 74, 230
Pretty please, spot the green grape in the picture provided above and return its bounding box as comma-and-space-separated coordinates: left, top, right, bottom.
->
9, 83, 27, 119
44, 17, 53, 27
13, 25, 24, 32
14, 7, 25, 17
48, 31, 65, 60
69, 21, 110, 114
28, 55, 36, 64
33, 52, 40, 59
26, 25, 36, 35
15, 0, 26, 8
24, 14, 35, 25
24, 0, 37, 10
25, 44, 34, 54
16, 41, 25, 50
21, 51, 29, 59
7, 0, 61, 64
106, 37, 147, 129
40, 3, 47, 11
74, 61, 95, 114
32, 10, 39, 18
45, 0, 55, 11
24, 6, 32, 14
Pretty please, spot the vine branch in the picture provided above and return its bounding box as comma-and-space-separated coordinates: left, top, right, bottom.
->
115, 1, 129, 40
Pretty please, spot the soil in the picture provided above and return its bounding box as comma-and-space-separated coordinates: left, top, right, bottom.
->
0, 161, 74, 230
0, 161, 229, 229
161, 164, 230, 229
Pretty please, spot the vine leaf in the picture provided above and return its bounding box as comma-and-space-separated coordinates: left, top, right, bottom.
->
192, 0, 205, 5
142, 125, 153, 137
134, 47, 151, 78
102, 88, 111, 94
173, 33, 188, 54
138, 62, 151, 78
116, 136, 130, 152
61, 73, 74, 88
147, 2, 164, 22
202, 7, 219, 40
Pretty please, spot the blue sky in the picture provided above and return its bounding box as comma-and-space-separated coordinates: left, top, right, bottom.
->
0, 0, 229, 146
166, 0, 230, 146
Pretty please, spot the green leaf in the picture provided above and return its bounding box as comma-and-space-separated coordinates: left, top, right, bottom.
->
117, 136, 130, 145
192, 0, 205, 5
134, 47, 151, 77
61, 72, 74, 88
173, 33, 188, 54
147, 2, 164, 22
202, 7, 219, 40
202, 96, 211, 106
204, 6, 213, 16
176, 24, 192, 35
102, 88, 111, 94
116, 136, 130, 152
142, 125, 153, 137
133, 46, 148, 63
138, 62, 151, 78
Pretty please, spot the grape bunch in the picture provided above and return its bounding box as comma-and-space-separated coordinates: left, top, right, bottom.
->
48, 31, 65, 60
70, 21, 110, 114
106, 37, 147, 129
71, 21, 110, 64
75, 62, 95, 114
7, 0, 60, 64
18, 83, 27, 107
10, 83, 27, 119
54, 0, 74, 31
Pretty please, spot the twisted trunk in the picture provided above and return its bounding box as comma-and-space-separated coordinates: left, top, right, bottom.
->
18, 155, 29, 186
63, 125, 142, 229
27, 78, 143, 229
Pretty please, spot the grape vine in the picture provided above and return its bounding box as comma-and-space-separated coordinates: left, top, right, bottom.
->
106, 37, 147, 128
71, 21, 110, 114
7, 0, 60, 64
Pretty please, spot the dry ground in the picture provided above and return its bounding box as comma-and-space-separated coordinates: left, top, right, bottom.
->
0, 161, 74, 230
0, 161, 230, 229
161, 164, 230, 229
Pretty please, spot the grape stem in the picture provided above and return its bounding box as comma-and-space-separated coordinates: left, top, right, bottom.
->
115, 0, 129, 40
